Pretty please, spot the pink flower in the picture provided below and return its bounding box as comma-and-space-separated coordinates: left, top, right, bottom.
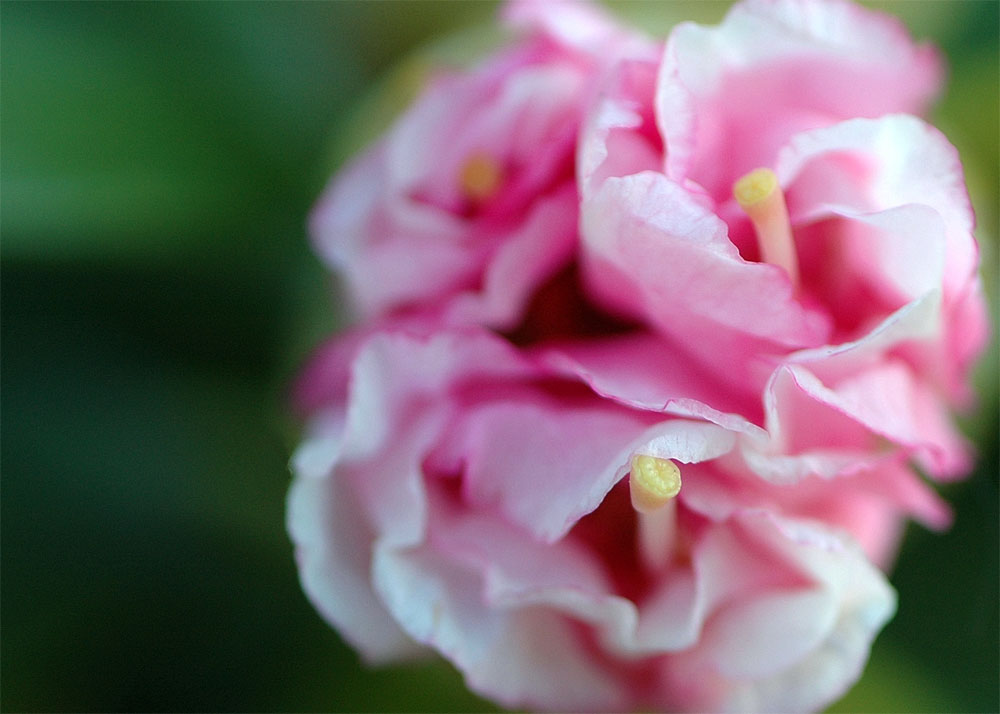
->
579, 0, 987, 480
309, 0, 652, 330
289, 326, 947, 711
290, 0, 989, 711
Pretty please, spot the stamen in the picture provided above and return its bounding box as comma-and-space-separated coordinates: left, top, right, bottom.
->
630, 454, 681, 513
733, 168, 799, 289
459, 153, 502, 202
630, 454, 681, 573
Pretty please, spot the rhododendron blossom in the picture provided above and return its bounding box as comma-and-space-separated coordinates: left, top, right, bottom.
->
289, 0, 989, 712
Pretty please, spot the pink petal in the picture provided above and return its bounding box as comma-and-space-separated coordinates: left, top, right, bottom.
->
433, 388, 737, 542
663, 511, 896, 713
680, 453, 950, 566
536, 332, 765, 428
503, 0, 651, 57
778, 115, 989, 406
577, 54, 662, 196
443, 185, 578, 330
657, 0, 942, 201
310, 143, 477, 320
767, 362, 973, 479
288, 421, 424, 663
372, 541, 629, 712
778, 115, 976, 299
439, 397, 650, 542
580, 172, 831, 374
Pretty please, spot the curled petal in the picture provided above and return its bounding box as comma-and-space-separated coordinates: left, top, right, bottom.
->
657, 0, 941, 199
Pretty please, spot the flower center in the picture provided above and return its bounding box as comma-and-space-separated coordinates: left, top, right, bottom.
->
630, 454, 682, 573
458, 153, 502, 203
734, 167, 800, 290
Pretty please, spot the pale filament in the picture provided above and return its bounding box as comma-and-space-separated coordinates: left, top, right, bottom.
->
733, 167, 800, 290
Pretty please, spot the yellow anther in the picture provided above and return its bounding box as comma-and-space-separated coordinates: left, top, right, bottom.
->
629, 454, 681, 514
733, 167, 780, 210
734, 167, 800, 289
459, 153, 502, 202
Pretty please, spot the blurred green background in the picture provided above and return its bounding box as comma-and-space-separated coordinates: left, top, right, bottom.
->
1, 2, 996, 711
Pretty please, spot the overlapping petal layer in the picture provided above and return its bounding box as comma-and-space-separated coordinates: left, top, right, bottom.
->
291, 327, 947, 711
311, 0, 653, 329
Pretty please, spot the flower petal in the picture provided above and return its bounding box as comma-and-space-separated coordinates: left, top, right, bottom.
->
778, 115, 976, 298
664, 511, 896, 713
443, 185, 577, 329
288, 416, 424, 663
580, 171, 831, 372
765, 361, 973, 479
372, 541, 629, 712
536, 332, 765, 429
657, 0, 941, 200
